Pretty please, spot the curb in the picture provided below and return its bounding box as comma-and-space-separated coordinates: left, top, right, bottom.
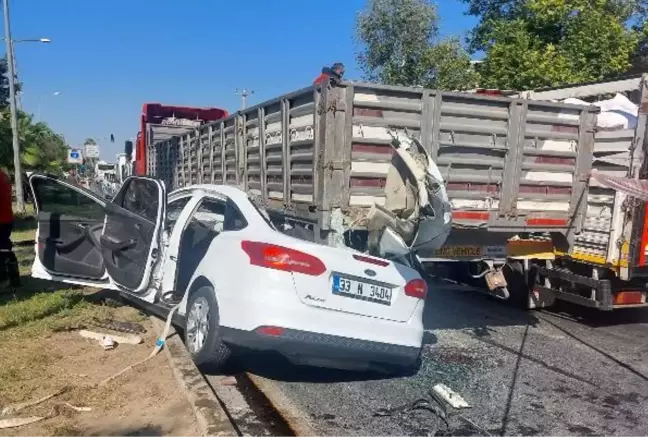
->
245, 373, 318, 436
150, 317, 237, 437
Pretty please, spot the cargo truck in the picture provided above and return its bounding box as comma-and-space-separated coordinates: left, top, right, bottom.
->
142, 79, 617, 305
426, 74, 648, 311
135, 103, 229, 176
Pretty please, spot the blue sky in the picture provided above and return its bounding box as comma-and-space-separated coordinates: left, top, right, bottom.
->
6, 0, 477, 160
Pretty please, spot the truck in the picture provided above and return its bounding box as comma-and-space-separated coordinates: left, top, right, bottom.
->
427, 74, 648, 311
134, 103, 229, 176
141, 79, 629, 309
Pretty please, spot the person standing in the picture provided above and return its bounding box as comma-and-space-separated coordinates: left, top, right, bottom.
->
313, 62, 345, 86
0, 168, 20, 287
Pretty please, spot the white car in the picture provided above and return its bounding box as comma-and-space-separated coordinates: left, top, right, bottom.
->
29, 175, 427, 374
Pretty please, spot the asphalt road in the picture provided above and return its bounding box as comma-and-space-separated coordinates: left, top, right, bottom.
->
243, 281, 648, 436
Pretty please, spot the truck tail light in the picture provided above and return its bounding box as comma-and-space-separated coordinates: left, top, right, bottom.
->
613, 291, 646, 306
525, 217, 568, 227
241, 241, 326, 276
405, 278, 428, 299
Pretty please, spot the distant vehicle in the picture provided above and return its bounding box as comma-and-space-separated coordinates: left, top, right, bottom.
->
28, 175, 425, 374
95, 161, 116, 182
135, 104, 229, 176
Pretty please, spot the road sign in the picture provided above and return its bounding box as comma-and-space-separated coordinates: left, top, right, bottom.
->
84, 144, 100, 159
68, 149, 83, 164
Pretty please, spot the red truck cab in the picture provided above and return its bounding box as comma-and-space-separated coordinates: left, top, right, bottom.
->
135, 103, 229, 175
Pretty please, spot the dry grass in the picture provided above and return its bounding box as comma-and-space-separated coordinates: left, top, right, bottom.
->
0, 216, 199, 436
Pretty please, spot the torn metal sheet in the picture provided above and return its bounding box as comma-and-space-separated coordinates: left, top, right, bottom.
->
367, 131, 452, 258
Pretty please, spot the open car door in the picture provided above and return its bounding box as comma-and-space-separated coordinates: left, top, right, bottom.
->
30, 175, 166, 295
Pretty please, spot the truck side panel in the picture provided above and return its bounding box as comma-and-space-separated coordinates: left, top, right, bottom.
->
148, 81, 596, 240
343, 83, 596, 236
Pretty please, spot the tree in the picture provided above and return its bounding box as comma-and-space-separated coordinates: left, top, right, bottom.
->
84, 137, 96, 145
0, 56, 21, 109
0, 109, 68, 174
461, 0, 643, 89
356, 0, 479, 90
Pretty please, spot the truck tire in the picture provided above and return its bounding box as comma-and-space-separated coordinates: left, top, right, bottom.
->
503, 261, 531, 309
185, 285, 232, 369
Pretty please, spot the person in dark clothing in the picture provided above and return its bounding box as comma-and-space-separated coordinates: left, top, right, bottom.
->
0, 168, 20, 287
313, 62, 345, 86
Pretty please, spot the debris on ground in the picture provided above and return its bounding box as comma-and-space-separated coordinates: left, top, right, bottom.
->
0, 416, 45, 429
433, 383, 471, 409
90, 317, 146, 334
78, 329, 143, 346
1, 387, 67, 416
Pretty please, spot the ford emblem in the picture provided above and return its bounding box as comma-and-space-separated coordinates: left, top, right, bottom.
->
364, 269, 377, 277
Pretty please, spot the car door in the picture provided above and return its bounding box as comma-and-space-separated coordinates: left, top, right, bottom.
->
30, 174, 108, 281
101, 176, 166, 293
30, 175, 166, 294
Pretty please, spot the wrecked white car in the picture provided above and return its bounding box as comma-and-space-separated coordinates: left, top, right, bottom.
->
29, 175, 427, 374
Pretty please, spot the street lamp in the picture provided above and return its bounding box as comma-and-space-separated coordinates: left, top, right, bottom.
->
37, 91, 61, 121
2, 0, 25, 210
1, 0, 51, 211
1, 37, 51, 109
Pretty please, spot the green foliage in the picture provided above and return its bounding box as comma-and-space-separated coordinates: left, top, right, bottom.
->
84, 137, 96, 145
0, 56, 21, 110
356, 0, 479, 90
461, 0, 644, 89
0, 110, 69, 174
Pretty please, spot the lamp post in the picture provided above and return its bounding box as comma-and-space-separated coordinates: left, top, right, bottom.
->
2, 0, 24, 210
234, 88, 254, 110
1, 38, 51, 109
37, 91, 61, 121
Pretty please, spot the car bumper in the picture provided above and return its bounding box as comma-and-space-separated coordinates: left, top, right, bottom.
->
221, 326, 422, 371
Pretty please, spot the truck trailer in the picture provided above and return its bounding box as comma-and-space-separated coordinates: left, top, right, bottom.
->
142, 79, 622, 307
427, 74, 648, 311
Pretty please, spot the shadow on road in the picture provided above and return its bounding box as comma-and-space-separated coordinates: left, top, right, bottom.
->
423, 278, 540, 335
208, 348, 418, 384
543, 299, 648, 327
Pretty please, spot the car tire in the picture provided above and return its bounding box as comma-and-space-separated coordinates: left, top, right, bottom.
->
185, 285, 232, 369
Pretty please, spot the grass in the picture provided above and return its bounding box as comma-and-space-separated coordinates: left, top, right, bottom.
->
0, 213, 148, 391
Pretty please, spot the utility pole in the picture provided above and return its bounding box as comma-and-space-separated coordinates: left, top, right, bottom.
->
3, 0, 24, 211
234, 88, 254, 110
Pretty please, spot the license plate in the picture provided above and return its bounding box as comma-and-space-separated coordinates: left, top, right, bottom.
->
332, 275, 392, 306
434, 245, 482, 258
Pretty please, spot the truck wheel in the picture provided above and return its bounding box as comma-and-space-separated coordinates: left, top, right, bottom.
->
185, 285, 232, 369
504, 261, 531, 309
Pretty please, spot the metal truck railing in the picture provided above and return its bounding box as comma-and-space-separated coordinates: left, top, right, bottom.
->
148, 81, 598, 241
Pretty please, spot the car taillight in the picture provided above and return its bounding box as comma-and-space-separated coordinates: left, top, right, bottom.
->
241, 241, 326, 276
405, 278, 428, 299
352, 254, 389, 267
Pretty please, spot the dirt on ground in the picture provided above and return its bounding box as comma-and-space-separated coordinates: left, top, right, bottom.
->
0, 215, 199, 436
0, 305, 199, 436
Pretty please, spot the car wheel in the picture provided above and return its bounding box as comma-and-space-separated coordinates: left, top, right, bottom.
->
185, 285, 232, 368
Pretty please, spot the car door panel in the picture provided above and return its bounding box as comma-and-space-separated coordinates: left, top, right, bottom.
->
101, 177, 165, 293
30, 176, 107, 280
